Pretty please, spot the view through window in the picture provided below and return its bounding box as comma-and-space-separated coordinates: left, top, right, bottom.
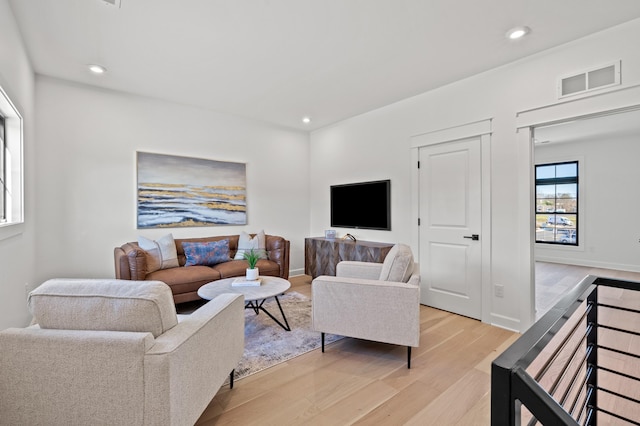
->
535, 161, 578, 245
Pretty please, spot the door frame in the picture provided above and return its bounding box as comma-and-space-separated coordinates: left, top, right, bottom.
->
516, 83, 640, 331
411, 119, 492, 325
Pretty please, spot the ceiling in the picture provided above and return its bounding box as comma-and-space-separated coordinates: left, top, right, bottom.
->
8, 1, 640, 131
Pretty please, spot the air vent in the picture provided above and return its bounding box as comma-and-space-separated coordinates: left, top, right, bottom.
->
558, 61, 620, 98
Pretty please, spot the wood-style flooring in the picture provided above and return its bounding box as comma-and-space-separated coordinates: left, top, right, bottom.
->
195, 275, 519, 425
535, 261, 640, 320
193, 263, 639, 425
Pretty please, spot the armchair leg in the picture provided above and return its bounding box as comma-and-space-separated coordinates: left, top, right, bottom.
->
321, 332, 325, 353
229, 369, 235, 389
407, 347, 412, 369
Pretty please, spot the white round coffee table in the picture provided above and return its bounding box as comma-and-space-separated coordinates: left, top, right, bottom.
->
198, 276, 291, 331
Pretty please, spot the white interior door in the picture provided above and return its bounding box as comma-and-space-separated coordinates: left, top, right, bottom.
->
419, 137, 482, 319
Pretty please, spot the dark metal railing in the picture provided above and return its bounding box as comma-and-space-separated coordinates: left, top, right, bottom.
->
491, 275, 640, 425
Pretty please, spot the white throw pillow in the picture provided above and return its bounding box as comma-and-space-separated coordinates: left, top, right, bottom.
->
138, 233, 179, 273
379, 244, 414, 283
234, 230, 268, 260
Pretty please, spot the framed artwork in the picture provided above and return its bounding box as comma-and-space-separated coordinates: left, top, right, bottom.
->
137, 152, 247, 228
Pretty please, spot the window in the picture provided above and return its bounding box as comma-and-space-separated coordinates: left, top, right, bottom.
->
535, 161, 578, 246
0, 84, 24, 237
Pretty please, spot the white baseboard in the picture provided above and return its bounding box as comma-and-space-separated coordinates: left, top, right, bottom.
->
490, 313, 522, 333
289, 268, 305, 277
535, 256, 640, 273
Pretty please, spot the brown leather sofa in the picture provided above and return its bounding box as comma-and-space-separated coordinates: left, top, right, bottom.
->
114, 234, 290, 304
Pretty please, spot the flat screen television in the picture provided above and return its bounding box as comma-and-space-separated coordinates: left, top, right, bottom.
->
330, 179, 391, 231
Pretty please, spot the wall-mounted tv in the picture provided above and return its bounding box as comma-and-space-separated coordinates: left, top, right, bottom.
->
330, 179, 391, 231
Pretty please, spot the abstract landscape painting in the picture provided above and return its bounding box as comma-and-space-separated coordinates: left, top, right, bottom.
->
137, 152, 246, 228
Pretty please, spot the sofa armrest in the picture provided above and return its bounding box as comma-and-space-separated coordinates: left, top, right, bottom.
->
312, 275, 420, 347
114, 246, 130, 279
336, 261, 383, 279
144, 293, 245, 426
114, 242, 148, 280
265, 235, 290, 279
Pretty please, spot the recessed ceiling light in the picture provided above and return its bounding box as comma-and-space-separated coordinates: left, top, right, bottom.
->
88, 64, 107, 74
302, 116, 311, 124
506, 26, 531, 40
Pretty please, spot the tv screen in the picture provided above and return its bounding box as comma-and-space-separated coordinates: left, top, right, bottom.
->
330, 180, 391, 231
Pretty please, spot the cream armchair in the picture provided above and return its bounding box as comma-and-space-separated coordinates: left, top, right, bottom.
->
0, 279, 244, 426
312, 244, 420, 368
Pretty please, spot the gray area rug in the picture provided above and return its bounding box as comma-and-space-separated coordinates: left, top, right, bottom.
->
230, 291, 341, 382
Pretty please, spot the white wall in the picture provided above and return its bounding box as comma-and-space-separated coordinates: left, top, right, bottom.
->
0, 0, 36, 329
4, 4, 640, 333
310, 19, 640, 332
33, 76, 310, 285
535, 132, 640, 271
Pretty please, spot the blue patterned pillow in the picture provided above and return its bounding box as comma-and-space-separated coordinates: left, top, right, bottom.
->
183, 240, 230, 267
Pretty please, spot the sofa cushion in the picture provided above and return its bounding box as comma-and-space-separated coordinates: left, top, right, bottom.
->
28, 279, 178, 338
138, 233, 179, 273
183, 239, 230, 266
147, 265, 222, 286
379, 244, 414, 283
213, 259, 280, 278
234, 230, 268, 260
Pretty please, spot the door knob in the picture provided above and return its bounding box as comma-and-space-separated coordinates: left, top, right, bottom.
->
463, 234, 479, 241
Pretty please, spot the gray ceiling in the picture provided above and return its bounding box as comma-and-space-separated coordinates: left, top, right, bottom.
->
9, 0, 640, 131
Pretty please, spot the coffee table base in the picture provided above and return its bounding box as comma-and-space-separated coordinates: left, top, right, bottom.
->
246, 295, 291, 331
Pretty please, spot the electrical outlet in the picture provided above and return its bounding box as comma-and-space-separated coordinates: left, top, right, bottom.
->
494, 284, 504, 298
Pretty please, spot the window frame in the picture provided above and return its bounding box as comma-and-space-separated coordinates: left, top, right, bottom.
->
0, 83, 24, 241
0, 113, 5, 223
535, 160, 579, 247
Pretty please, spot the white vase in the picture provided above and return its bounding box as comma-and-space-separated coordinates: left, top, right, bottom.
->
246, 267, 259, 281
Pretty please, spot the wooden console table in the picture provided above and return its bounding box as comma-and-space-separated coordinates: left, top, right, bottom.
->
304, 237, 394, 278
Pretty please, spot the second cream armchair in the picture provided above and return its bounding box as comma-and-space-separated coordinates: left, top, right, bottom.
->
311, 244, 420, 368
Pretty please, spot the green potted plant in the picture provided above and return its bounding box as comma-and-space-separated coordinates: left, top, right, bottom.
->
243, 249, 260, 281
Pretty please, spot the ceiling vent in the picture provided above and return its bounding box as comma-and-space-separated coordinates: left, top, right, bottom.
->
558, 61, 620, 99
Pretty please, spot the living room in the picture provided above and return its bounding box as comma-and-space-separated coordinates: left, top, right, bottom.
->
2, 1, 640, 332
1, 1, 640, 423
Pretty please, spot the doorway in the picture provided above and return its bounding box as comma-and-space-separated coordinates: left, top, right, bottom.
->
531, 107, 640, 319
411, 119, 491, 322
418, 138, 482, 319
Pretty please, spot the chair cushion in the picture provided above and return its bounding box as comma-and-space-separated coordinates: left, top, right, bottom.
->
28, 279, 178, 338
378, 244, 414, 283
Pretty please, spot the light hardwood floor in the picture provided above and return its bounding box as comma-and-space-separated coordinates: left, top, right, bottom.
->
535, 261, 640, 320
195, 275, 519, 425
193, 265, 639, 424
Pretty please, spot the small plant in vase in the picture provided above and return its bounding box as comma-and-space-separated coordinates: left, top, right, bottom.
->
243, 249, 260, 281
